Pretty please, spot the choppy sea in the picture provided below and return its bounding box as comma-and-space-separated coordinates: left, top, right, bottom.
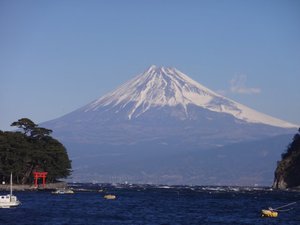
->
1, 183, 300, 225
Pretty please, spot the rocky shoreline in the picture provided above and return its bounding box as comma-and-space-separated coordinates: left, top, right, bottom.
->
272, 128, 300, 190
0, 182, 67, 191
1, 182, 299, 192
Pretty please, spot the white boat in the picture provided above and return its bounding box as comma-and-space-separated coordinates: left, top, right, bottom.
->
52, 188, 74, 194
0, 173, 21, 208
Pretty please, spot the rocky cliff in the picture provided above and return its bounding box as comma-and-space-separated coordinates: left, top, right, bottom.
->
273, 128, 300, 189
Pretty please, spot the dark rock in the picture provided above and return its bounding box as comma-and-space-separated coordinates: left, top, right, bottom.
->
273, 128, 300, 189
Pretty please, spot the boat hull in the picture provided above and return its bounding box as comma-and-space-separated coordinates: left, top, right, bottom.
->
261, 209, 278, 217
0, 195, 21, 208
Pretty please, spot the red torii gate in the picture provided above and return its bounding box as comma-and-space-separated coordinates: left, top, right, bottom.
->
33, 172, 48, 188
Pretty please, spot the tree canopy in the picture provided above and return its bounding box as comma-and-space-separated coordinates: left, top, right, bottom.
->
273, 128, 300, 188
0, 118, 71, 184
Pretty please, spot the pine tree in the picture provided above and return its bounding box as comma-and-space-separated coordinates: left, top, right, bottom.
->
0, 119, 71, 184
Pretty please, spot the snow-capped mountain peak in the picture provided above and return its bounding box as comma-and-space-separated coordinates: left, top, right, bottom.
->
84, 65, 297, 128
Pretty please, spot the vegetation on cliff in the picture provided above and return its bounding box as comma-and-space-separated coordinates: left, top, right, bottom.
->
0, 118, 72, 184
273, 128, 300, 189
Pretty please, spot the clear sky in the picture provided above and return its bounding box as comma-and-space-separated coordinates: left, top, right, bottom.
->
1, 0, 300, 131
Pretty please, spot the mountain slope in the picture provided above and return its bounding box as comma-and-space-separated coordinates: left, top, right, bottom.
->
65, 134, 293, 185
45, 66, 296, 146
43, 66, 298, 185
84, 65, 296, 128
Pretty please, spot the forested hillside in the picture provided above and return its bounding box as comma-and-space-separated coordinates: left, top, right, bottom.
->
0, 118, 71, 184
273, 128, 300, 189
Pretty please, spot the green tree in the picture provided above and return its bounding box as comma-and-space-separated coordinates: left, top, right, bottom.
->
11, 118, 37, 136
30, 127, 53, 140
0, 119, 71, 184
273, 128, 300, 188
11, 118, 53, 139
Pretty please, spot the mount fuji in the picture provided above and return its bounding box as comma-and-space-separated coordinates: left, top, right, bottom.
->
43, 66, 298, 185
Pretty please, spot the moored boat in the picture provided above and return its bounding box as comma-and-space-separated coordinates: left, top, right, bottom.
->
261, 202, 296, 218
52, 188, 74, 194
0, 173, 21, 208
104, 194, 116, 200
261, 209, 278, 217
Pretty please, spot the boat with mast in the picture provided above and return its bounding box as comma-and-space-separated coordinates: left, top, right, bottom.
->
0, 173, 21, 208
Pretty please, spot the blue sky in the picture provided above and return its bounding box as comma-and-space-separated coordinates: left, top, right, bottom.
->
1, 0, 299, 131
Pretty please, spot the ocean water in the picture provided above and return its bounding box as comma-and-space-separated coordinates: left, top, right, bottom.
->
1, 184, 300, 225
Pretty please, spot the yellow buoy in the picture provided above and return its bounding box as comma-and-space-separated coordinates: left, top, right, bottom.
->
104, 194, 116, 200
261, 209, 278, 218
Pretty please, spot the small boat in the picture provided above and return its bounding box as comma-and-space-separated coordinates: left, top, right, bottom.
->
261, 209, 278, 217
104, 194, 116, 200
52, 188, 74, 194
261, 202, 296, 218
0, 173, 21, 208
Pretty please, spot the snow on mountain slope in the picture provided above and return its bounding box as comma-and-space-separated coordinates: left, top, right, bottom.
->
43, 65, 298, 185
84, 65, 297, 128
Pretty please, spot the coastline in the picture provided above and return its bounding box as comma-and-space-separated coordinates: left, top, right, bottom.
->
0, 181, 67, 191
1, 182, 299, 192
